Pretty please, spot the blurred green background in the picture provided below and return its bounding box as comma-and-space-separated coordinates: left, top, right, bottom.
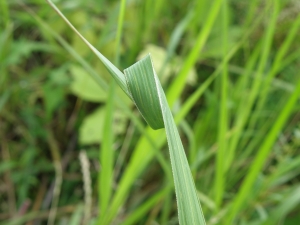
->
1, 0, 300, 224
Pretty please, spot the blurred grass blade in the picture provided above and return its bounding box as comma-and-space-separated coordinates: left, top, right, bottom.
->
69, 205, 83, 225
261, 187, 300, 225
226, 78, 300, 223
166, 0, 223, 107
226, 1, 279, 171
99, 0, 126, 219
215, 0, 228, 210
123, 185, 172, 225
99, 81, 115, 216
248, 11, 300, 130
159, 10, 194, 76
124, 55, 206, 224
0, 0, 10, 27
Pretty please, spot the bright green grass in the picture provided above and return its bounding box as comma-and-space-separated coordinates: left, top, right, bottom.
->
1, 0, 300, 225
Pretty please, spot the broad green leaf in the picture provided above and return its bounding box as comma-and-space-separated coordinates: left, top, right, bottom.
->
79, 107, 127, 145
69, 65, 107, 102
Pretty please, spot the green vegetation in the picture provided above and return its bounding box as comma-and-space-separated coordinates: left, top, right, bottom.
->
1, 0, 300, 224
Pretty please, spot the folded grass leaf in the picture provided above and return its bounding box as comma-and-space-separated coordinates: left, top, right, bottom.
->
125, 55, 205, 224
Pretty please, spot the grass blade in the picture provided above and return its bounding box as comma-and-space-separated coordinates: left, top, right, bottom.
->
99, 81, 115, 217
124, 55, 206, 224
226, 78, 300, 223
45, 0, 130, 99
99, 0, 126, 220
166, 0, 223, 107
226, 1, 279, 171
122, 185, 172, 225
214, 0, 228, 210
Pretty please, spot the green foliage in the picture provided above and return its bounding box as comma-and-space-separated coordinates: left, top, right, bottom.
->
69, 65, 107, 103
1, 0, 300, 224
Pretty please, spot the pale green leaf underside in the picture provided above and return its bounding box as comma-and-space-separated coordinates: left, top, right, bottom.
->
79, 107, 127, 145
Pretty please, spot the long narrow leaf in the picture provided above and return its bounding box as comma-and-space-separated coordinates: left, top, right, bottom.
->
99, 0, 126, 220
124, 55, 205, 224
